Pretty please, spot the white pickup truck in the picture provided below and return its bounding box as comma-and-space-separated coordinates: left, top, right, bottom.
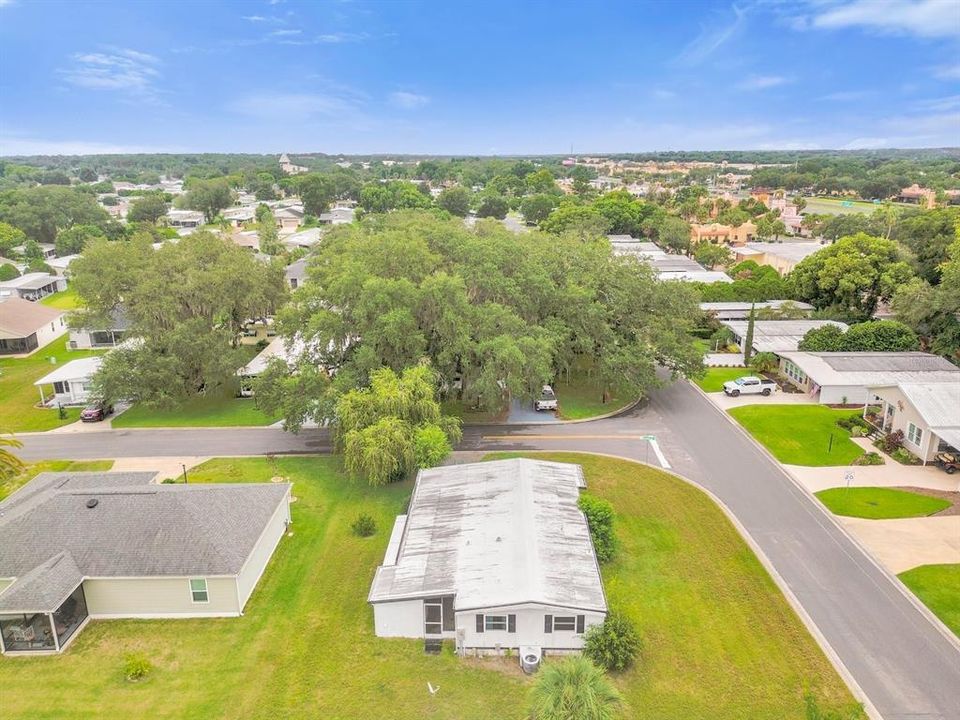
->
722, 376, 777, 397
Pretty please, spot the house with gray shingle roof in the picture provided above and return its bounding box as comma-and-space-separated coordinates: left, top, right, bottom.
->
0, 471, 291, 654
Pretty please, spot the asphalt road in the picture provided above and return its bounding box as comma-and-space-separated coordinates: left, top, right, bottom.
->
13, 381, 960, 719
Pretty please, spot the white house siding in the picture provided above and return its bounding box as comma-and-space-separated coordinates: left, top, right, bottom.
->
236, 492, 290, 610
871, 387, 941, 462
456, 603, 605, 652
819, 385, 872, 406
33, 316, 65, 351
373, 599, 425, 638
83, 576, 240, 618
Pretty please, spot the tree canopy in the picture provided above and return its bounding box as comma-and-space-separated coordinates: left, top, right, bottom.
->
71, 231, 287, 406
798, 320, 920, 352
0, 186, 111, 244
255, 211, 703, 429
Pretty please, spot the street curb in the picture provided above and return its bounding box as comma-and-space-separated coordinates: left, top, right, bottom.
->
688, 382, 960, 664
494, 447, 881, 720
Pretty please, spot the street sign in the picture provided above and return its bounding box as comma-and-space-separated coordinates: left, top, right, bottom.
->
844, 470, 854, 487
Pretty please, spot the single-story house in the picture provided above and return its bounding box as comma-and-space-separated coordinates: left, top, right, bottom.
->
317, 207, 355, 225
285, 258, 307, 289
0, 471, 291, 653
46, 254, 80, 278
865, 381, 960, 463
732, 242, 824, 275
232, 230, 261, 252
0, 297, 66, 356
369, 459, 607, 655
0, 273, 67, 302
777, 351, 960, 405
222, 206, 256, 227
661, 269, 733, 283
274, 206, 305, 232
720, 319, 849, 355
34, 356, 103, 406
165, 210, 205, 229
700, 300, 814, 321
281, 227, 322, 251
68, 308, 131, 349
240, 317, 276, 346
690, 221, 757, 246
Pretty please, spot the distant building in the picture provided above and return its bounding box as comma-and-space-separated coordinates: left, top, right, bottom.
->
281, 227, 322, 251
690, 222, 757, 247
317, 207, 355, 225
279, 153, 308, 175
285, 258, 307, 290
720, 319, 849, 355
699, 300, 814, 321
732, 242, 824, 274
69, 307, 130, 350
165, 210, 205, 229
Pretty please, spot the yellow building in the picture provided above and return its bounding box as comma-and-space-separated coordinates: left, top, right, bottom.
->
690, 221, 757, 246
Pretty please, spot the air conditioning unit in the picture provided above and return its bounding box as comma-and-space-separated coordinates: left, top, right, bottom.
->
520, 645, 542, 675
68, 341, 78, 350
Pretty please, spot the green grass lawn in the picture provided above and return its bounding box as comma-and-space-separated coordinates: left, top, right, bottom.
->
555, 373, 634, 420
40, 287, 81, 310
440, 399, 505, 424
0, 459, 114, 501
898, 564, 960, 638
815, 487, 951, 519
0, 333, 106, 432
728, 405, 865, 466
0, 453, 859, 719
692, 366, 748, 393
112, 396, 278, 428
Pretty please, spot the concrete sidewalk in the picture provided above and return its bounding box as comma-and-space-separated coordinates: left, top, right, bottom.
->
111, 456, 211, 482
786, 458, 960, 493
839, 515, 960, 574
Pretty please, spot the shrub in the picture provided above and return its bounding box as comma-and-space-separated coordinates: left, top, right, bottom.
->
748, 351, 778, 374
835, 415, 869, 432
583, 611, 641, 672
123, 653, 153, 682
351, 513, 377, 537
578, 494, 617, 564
528, 656, 622, 720
890, 447, 922, 466
852, 452, 884, 466
875, 430, 904, 454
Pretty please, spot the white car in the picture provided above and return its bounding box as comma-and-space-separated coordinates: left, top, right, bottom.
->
534, 385, 558, 411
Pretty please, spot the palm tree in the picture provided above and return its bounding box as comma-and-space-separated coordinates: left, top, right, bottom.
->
0, 434, 26, 483
528, 656, 623, 720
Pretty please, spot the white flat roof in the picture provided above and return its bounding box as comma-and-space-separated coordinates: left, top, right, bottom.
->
722, 320, 848, 353
368, 458, 606, 613
34, 356, 103, 386
779, 352, 960, 387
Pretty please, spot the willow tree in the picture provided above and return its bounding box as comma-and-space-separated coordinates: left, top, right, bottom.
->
0, 435, 25, 483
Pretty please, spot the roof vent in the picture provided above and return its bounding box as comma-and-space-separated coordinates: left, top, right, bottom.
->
86, 498, 99, 509
496, 536, 502, 543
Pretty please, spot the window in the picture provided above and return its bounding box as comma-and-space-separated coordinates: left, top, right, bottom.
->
53, 381, 69, 394
553, 616, 576, 631
907, 423, 923, 447
484, 615, 507, 631
189, 578, 209, 603
783, 361, 807, 385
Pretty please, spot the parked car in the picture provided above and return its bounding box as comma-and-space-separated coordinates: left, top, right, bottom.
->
722, 376, 777, 397
80, 403, 114, 422
534, 385, 558, 411
934, 452, 958, 475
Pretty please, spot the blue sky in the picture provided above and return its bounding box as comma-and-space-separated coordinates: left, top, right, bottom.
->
1, 0, 958, 155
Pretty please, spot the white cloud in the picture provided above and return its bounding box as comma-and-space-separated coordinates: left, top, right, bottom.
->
736, 75, 790, 90
818, 89, 876, 101
651, 89, 677, 100
242, 15, 267, 22
316, 32, 368, 43
811, 0, 960, 38
913, 95, 960, 112
674, 4, 746, 66
842, 137, 891, 149
389, 91, 429, 109
58, 48, 164, 103
270, 29, 301, 37
229, 92, 360, 120
0, 0, 16, 7
933, 63, 960, 80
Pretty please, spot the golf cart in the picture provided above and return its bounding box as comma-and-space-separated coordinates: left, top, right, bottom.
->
934, 452, 959, 475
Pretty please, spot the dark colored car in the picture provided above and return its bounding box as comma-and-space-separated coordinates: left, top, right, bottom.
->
80, 404, 114, 422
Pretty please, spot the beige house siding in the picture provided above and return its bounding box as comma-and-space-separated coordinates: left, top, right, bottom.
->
870, 386, 941, 462
84, 576, 240, 618
237, 490, 290, 610
373, 599, 426, 638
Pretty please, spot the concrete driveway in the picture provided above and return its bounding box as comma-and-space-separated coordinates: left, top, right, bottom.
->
840, 515, 960, 574
706, 390, 816, 410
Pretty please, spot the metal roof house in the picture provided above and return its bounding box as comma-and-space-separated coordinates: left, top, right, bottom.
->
777, 351, 960, 405
700, 300, 814, 321
721, 319, 849, 355
0, 471, 291, 654
33, 356, 103, 406
0, 273, 67, 302
865, 381, 960, 463
369, 459, 607, 656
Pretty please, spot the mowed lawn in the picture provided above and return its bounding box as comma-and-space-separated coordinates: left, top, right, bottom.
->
728, 405, 865, 466
0, 459, 114, 501
816, 487, 951, 519
898, 564, 960, 638
555, 373, 634, 420
40, 287, 81, 310
692, 366, 748, 393
112, 395, 277, 428
0, 453, 859, 719
0, 333, 105, 432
